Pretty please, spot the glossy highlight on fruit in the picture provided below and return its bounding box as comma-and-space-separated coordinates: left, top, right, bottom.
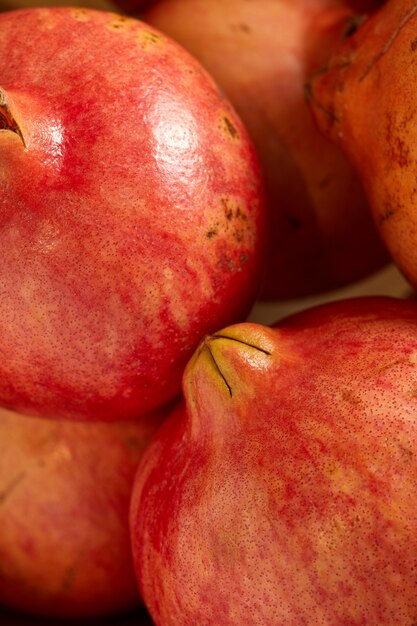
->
144, 0, 388, 299
131, 297, 417, 625
0, 8, 265, 421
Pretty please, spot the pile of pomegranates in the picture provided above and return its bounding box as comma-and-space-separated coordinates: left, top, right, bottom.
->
1, 0, 417, 625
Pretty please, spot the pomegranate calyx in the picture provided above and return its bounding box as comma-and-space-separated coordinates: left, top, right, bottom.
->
0, 88, 26, 147
202, 334, 272, 397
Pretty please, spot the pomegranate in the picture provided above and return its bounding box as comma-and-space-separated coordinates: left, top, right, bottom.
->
144, 0, 388, 299
0, 406, 164, 618
131, 297, 417, 625
0, 8, 265, 421
309, 0, 417, 297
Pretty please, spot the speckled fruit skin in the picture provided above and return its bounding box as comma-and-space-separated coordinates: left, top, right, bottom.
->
144, 0, 388, 300
0, 8, 265, 421
131, 297, 417, 625
0, 405, 165, 618
309, 1, 417, 296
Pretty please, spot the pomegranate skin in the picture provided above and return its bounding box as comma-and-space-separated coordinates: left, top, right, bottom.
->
144, 0, 388, 299
309, 0, 417, 296
0, 8, 265, 421
131, 297, 417, 625
0, 406, 165, 619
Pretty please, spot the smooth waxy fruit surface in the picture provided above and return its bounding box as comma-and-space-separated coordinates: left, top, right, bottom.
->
144, 0, 388, 299
0, 8, 265, 421
131, 297, 417, 625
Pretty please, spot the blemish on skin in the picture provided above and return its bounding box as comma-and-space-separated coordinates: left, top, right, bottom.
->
0, 471, 26, 505
222, 116, 239, 140
378, 207, 396, 226
225, 208, 233, 221
219, 198, 252, 243
218, 255, 235, 271
325, 462, 338, 478
398, 442, 413, 460
389, 134, 411, 168
72, 8, 89, 21
340, 389, 362, 405
235, 206, 248, 221
411, 38, 417, 51
108, 15, 131, 31
342, 15, 366, 39
207, 229, 218, 239
234, 229, 243, 243
239, 252, 250, 266
139, 30, 162, 49
222, 198, 234, 221
385, 107, 415, 170
238, 22, 252, 34
230, 22, 252, 35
